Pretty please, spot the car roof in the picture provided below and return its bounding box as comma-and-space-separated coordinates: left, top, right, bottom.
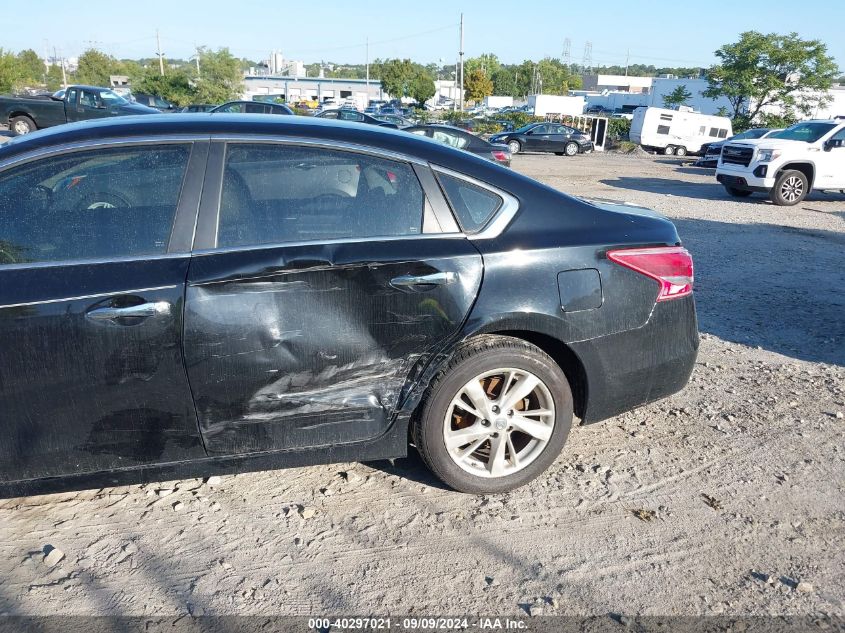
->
0, 114, 497, 172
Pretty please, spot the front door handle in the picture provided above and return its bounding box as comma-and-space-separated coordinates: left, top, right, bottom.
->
86, 301, 171, 323
390, 272, 457, 290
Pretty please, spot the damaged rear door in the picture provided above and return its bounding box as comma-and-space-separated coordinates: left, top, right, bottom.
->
184, 140, 482, 455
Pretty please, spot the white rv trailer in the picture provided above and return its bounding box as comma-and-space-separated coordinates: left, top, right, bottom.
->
630, 106, 733, 156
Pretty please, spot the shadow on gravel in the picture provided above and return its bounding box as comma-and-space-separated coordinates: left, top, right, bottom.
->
674, 217, 845, 366
600, 176, 740, 202
366, 451, 452, 491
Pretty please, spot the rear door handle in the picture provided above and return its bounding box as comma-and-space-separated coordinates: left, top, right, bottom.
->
86, 301, 171, 323
390, 272, 457, 290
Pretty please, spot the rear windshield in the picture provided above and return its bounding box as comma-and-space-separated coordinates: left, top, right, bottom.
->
770, 122, 836, 143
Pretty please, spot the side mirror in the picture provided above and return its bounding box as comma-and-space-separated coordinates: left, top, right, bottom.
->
825, 138, 844, 151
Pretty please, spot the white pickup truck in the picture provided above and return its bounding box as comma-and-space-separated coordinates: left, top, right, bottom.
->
715, 119, 845, 205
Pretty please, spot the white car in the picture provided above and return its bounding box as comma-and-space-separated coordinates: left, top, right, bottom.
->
716, 119, 845, 205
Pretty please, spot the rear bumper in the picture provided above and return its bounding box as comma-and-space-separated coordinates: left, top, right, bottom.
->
572, 295, 699, 423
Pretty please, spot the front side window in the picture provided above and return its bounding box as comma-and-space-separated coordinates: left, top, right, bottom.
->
530, 124, 550, 135
217, 144, 425, 248
437, 172, 503, 233
0, 144, 190, 265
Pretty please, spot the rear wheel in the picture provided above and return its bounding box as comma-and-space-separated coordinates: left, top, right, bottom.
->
663, 145, 676, 156
413, 335, 573, 494
507, 140, 521, 154
725, 186, 753, 198
10, 116, 36, 136
564, 142, 579, 156
770, 169, 808, 206
675, 146, 688, 157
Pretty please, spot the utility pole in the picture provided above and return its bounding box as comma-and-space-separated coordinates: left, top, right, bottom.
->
365, 36, 369, 92
458, 13, 464, 112
625, 49, 630, 76
194, 44, 200, 76
156, 29, 165, 76
54, 47, 67, 88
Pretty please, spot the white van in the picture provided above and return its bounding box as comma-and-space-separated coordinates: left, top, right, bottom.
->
630, 106, 733, 156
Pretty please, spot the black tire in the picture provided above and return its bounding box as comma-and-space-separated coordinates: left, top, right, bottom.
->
663, 145, 676, 156
675, 146, 688, 157
564, 142, 579, 157
770, 169, 808, 206
555, 152, 564, 156
725, 186, 753, 198
10, 116, 36, 136
412, 335, 573, 494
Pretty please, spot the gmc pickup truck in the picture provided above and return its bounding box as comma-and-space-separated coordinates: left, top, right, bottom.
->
716, 119, 845, 206
0, 85, 159, 135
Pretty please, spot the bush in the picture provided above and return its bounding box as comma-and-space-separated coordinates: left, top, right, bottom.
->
606, 118, 631, 141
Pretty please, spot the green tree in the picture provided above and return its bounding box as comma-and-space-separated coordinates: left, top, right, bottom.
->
131, 66, 194, 106
45, 64, 64, 91
704, 31, 839, 125
193, 47, 243, 103
17, 49, 44, 84
463, 68, 493, 103
0, 49, 24, 93
408, 69, 435, 105
379, 59, 415, 99
75, 49, 119, 86
663, 84, 693, 108
465, 53, 500, 77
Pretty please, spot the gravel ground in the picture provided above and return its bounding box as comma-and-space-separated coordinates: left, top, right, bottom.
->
0, 152, 842, 618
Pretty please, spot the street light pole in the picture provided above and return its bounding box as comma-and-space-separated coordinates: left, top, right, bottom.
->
459, 13, 464, 112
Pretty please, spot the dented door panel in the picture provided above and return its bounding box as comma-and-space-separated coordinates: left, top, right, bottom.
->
184, 238, 482, 455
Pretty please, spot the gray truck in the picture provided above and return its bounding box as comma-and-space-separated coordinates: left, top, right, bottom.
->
0, 85, 159, 135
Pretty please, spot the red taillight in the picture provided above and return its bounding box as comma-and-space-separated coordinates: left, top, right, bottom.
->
492, 150, 509, 162
607, 246, 694, 301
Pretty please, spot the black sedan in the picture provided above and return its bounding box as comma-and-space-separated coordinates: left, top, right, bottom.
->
315, 108, 398, 128
405, 124, 512, 167
0, 115, 697, 497
490, 122, 594, 156
211, 101, 294, 115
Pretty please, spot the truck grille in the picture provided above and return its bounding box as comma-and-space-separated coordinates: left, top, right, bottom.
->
721, 145, 753, 167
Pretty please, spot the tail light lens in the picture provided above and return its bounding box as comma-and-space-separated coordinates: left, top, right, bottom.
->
607, 246, 694, 301
491, 150, 509, 162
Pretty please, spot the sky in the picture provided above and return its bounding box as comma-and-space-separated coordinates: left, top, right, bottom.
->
5, 0, 844, 71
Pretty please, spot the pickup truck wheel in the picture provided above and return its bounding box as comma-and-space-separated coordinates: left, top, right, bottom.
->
10, 116, 36, 136
675, 146, 688, 157
412, 335, 573, 494
770, 170, 808, 206
663, 145, 676, 156
725, 186, 753, 198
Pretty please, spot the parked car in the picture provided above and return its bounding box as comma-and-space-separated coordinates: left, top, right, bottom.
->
0, 85, 159, 135
132, 93, 176, 112
489, 122, 594, 156
180, 104, 217, 113
695, 128, 779, 167
375, 114, 413, 128
211, 101, 294, 115
315, 109, 398, 128
404, 124, 511, 167
0, 114, 697, 498
716, 119, 845, 205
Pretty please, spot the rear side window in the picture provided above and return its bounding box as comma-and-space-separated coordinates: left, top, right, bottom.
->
437, 173, 503, 233
657, 125, 671, 135
0, 144, 189, 265
217, 144, 425, 247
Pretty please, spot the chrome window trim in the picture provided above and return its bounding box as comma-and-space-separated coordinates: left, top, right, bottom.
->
191, 232, 468, 258
0, 252, 190, 272
0, 284, 179, 310
430, 165, 520, 240
0, 135, 209, 172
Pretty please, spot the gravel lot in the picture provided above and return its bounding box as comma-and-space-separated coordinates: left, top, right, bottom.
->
0, 152, 842, 618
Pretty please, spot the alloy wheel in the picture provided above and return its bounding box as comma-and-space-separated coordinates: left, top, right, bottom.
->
443, 368, 555, 478
781, 176, 804, 203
